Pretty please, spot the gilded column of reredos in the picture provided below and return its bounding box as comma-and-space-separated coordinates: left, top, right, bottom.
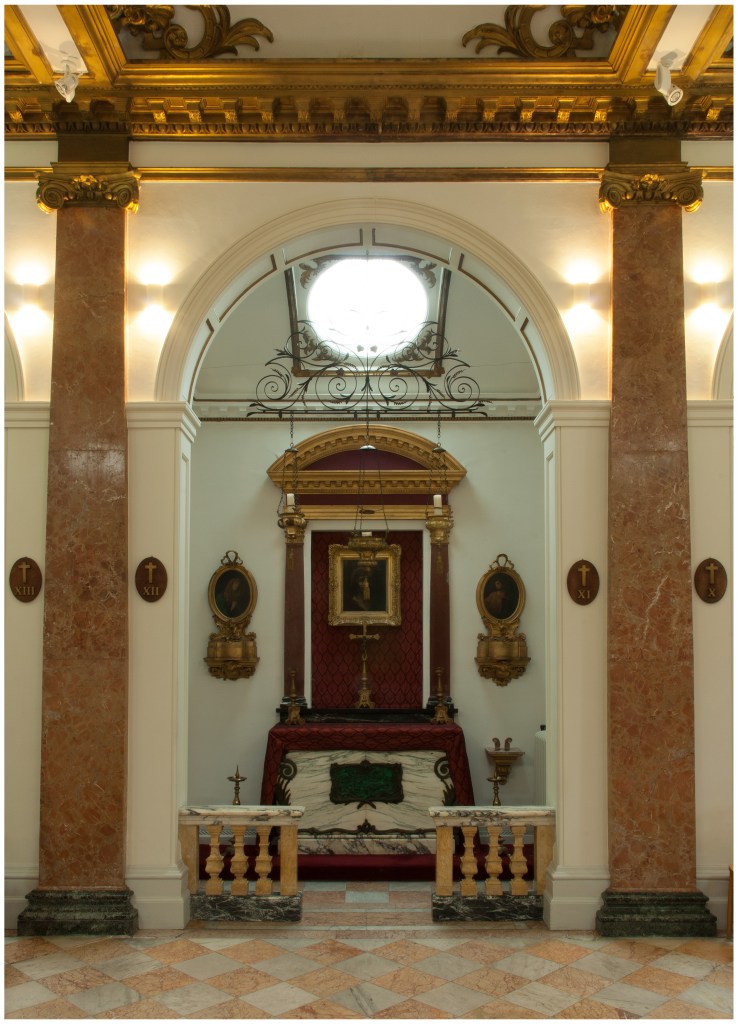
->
596, 139, 715, 937
18, 155, 140, 936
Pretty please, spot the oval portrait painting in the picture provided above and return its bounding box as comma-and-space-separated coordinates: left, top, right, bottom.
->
482, 570, 521, 622
210, 566, 256, 622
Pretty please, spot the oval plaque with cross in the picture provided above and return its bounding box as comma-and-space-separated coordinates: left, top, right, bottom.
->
694, 557, 727, 604
9, 556, 42, 602
566, 559, 600, 605
135, 556, 168, 602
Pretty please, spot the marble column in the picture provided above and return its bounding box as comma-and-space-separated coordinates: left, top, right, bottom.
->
596, 143, 715, 936
425, 511, 453, 709
18, 164, 140, 935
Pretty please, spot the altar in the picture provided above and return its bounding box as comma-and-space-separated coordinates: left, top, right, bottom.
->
260, 717, 474, 858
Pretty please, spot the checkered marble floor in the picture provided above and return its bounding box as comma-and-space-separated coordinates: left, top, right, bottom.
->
6, 882, 732, 1019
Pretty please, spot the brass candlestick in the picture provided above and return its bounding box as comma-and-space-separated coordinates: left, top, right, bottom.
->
349, 621, 380, 709
285, 669, 304, 726
228, 765, 247, 805
431, 667, 451, 724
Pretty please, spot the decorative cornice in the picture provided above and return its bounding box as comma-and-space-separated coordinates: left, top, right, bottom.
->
598, 164, 704, 212
7, 165, 734, 185
35, 162, 140, 213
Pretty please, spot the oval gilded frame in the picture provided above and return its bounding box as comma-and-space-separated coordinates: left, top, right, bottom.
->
208, 555, 257, 626
477, 554, 526, 632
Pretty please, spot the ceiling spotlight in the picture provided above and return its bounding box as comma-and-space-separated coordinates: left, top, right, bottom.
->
54, 60, 80, 103
655, 51, 684, 107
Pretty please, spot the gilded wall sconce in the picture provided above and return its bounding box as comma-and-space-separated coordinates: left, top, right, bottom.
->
204, 551, 259, 680
475, 553, 530, 685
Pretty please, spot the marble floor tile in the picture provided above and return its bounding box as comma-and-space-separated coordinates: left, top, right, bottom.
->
154, 980, 233, 1015
372, 938, 436, 964
240, 980, 333, 1014
5, 980, 59, 1013
298, 938, 361, 964
591, 980, 670, 1015
676, 939, 734, 963
643, 995, 733, 1018
571, 950, 641, 981
255, 951, 338, 980
6, 995, 90, 1018
217, 939, 285, 964
170, 952, 244, 980
66, 981, 141, 1015
96, 951, 163, 980
553, 995, 631, 1018
287, 996, 363, 1018
524, 939, 593, 965
141, 940, 211, 966
5, 938, 60, 964
540, 963, 610, 998
650, 951, 719, 979
291, 964, 359, 997
504, 979, 582, 1015
335, 951, 398, 979
14, 951, 89, 980
412, 979, 496, 1014
374, 995, 454, 1017
409, 950, 483, 980
371, 964, 447, 996
677, 979, 734, 1014
41, 965, 116, 995
96, 997, 181, 1018
330, 979, 408, 1015
466, 996, 548, 1018
123, 966, 197, 997
624, 963, 697, 996
492, 951, 562, 981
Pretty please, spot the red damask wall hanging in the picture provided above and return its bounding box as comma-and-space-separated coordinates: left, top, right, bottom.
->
310, 530, 423, 707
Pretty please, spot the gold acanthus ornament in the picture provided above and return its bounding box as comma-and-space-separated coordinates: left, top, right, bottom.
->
462, 4, 627, 59
106, 5, 274, 59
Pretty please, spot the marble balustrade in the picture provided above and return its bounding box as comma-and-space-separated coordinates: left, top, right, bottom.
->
178, 806, 305, 921
429, 806, 556, 922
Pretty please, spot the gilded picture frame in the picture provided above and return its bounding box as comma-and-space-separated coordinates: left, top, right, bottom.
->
477, 555, 525, 634
208, 553, 257, 627
328, 543, 401, 626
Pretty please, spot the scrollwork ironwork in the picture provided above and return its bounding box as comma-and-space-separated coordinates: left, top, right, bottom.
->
249, 321, 486, 419
462, 4, 627, 59
107, 4, 273, 59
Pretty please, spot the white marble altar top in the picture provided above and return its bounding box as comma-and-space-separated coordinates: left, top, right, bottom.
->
179, 805, 304, 826
429, 805, 555, 826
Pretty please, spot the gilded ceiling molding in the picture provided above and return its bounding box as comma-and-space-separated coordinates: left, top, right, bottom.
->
106, 5, 273, 58
462, 5, 627, 59
598, 165, 704, 212
36, 163, 140, 213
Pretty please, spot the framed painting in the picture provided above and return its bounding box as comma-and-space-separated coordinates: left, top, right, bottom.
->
328, 543, 401, 626
476, 554, 525, 630
208, 552, 257, 626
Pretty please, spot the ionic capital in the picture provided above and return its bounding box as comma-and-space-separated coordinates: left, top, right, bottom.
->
599, 164, 703, 213
36, 162, 140, 214
278, 509, 307, 545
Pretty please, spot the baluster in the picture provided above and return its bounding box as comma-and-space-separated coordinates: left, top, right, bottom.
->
279, 824, 298, 896
435, 825, 454, 897
509, 824, 528, 895
484, 825, 503, 895
459, 825, 478, 896
179, 823, 200, 895
204, 824, 224, 895
535, 823, 554, 896
230, 824, 249, 896
254, 825, 274, 895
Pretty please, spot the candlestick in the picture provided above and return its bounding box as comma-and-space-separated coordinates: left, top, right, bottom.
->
433, 493, 443, 516
286, 492, 295, 510
227, 765, 247, 805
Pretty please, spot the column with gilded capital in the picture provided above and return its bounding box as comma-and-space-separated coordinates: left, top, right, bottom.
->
596, 139, 715, 936
425, 509, 454, 712
278, 504, 308, 708
18, 158, 140, 935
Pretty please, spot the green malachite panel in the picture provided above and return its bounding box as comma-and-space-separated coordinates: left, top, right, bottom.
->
329, 760, 404, 808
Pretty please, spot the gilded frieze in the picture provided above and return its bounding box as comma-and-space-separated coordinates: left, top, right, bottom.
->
106, 5, 274, 58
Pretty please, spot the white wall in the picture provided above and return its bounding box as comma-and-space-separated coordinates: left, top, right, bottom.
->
187, 418, 546, 808
4, 404, 49, 924
688, 401, 733, 929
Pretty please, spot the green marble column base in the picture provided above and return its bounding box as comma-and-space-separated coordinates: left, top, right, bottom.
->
17, 888, 139, 936
596, 889, 716, 937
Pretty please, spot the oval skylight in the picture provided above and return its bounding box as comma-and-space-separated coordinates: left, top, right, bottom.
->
307, 258, 428, 355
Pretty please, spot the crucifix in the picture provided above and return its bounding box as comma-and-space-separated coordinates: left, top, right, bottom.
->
349, 621, 381, 708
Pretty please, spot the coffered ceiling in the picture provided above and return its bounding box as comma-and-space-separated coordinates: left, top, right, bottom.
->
4, 5, 733, 142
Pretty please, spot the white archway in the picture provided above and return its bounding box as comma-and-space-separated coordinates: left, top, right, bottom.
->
155, 199, 580, 405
